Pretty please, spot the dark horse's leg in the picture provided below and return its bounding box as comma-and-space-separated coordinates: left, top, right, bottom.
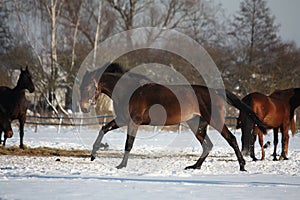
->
0, 129, 2, 145
272, 128, 279, 161
220, 125, 246, 171
249, 128, 258, 161
185, 116, 212, 170
91, 119, 120, 161
116, 120, 138, 169
19, 117, 26, 149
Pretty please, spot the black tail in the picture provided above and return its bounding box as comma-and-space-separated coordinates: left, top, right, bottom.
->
224, 90, 267, 133
240, 112, 254, 156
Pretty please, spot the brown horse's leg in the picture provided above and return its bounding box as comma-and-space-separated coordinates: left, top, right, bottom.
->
279, 125, 289, 160
255, 127, 265, 160
91, 119, 120, 161
116, 120, 138, 169
185, 116, 211, 170
272, 128, 279, 161
220, 125, 246, 171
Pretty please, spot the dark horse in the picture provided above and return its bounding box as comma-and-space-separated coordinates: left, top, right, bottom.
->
238, 88, 300, 161
80, 65, 267, 171
0, 66, 35, 148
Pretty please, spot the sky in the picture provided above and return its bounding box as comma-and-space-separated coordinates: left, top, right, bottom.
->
219, 0, 300, 47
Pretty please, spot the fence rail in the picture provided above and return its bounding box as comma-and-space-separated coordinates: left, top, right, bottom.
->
24, 115, 238, 129
24, 115, 300, 132
26, 115, 114, 126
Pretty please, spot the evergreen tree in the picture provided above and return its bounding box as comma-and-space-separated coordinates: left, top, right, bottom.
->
231, 0, 280, 66
229, 0, 281, 94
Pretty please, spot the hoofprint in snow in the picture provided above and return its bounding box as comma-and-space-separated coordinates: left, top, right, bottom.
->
1, 125, 300, 200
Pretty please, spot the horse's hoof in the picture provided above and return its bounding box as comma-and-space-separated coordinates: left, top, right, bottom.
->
116, 164, 126, 169
279, 156, 288, 160
273, 157, 278, 161
252, 157, 258, 161
184, 165, 200, 170
19, 145, 25, 149
91, 155, 96, 161
240, 167, 247, 172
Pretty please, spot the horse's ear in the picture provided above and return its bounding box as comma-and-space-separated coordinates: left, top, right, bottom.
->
26, 66, 29, 71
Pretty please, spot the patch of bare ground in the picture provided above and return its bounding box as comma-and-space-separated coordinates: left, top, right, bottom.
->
0, 146, 90, 158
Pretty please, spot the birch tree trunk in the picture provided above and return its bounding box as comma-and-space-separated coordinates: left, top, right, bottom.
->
93, 0, 102, 69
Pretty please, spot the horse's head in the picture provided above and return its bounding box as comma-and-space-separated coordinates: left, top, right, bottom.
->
80, 71, 99, 113
18, 66, 35, 93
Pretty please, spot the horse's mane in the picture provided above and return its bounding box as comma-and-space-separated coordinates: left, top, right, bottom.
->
103, 62, 126, 74
82, 62, 126, 83
290, 88, 300, 111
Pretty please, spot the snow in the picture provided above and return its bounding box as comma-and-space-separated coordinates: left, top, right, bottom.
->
1, 125, 300, 199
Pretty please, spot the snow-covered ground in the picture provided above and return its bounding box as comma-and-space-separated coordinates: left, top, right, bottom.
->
1, 125, 300, 200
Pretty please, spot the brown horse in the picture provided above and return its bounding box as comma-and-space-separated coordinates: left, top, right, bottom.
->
0, 67, 35, 148
238, 88, 300, 161
80, 67, 267, 171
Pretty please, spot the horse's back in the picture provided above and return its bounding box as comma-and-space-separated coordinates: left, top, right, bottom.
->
129, 84, 202, 125
0, 86, 11, 94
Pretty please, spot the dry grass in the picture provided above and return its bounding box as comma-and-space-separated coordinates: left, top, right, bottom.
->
0, 146, 91, 158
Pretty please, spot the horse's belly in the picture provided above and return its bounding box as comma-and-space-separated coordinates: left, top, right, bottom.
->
141, 103, 198, 126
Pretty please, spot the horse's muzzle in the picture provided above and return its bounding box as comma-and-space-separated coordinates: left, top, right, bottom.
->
80, 102, 90, 113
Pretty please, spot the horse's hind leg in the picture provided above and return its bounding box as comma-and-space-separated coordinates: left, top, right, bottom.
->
116, 120, 138, 169
220, 125, 246, 171
249, 128, 258, 161
255, 127, 265, 160
185, 116, 212, 170
279, 125, 289, 160
91, 119, 120, 161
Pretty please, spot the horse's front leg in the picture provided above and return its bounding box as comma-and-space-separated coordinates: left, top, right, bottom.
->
91, 119, 120, 161
19, 117, 25, 149
116, 120, 138, 169
0, 130, 2, 145
272, 128, 279, 161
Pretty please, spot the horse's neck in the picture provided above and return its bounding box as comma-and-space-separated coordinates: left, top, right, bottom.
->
290, 88, 300, 109
101, 75, 119, 98
12, 85, 26, 96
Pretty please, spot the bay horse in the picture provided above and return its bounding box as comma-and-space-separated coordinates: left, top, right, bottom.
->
238, 88, 300, 161
80, 66, 267, 171
0, 66, 35, 148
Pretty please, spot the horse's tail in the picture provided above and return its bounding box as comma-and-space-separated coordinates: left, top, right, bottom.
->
223, 90, 267, 134
240, 108, 255, 156
291, 116, 296, 136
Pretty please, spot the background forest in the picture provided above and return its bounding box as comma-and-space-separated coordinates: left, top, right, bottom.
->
0, 0, 299, 120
